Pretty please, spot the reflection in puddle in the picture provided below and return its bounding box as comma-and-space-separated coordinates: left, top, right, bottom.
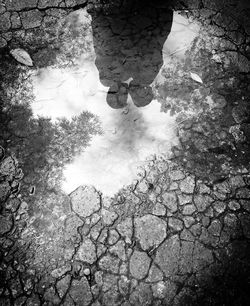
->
33, 65, 178, 195
32, 9, 200, 196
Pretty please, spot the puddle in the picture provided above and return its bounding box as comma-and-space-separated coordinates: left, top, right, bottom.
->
31, 9, 200, 196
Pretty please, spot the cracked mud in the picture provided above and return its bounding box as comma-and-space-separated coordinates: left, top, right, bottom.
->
0, 0, 250, 305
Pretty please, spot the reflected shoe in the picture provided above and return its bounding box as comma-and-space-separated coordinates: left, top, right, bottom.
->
129, 81, 153, 107
106, 83, 129, 109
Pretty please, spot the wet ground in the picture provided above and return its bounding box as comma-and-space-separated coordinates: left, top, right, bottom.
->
0, 0, 250, 305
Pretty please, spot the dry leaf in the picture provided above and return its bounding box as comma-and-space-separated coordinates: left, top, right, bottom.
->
10, 48, 33, 66
190, 72, 203, 84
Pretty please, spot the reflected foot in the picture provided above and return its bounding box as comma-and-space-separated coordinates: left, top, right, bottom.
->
129, 81, 154, 107
106, 82, 129, 109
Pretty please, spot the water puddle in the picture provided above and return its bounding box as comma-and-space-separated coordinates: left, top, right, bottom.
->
31, 9, 200, 196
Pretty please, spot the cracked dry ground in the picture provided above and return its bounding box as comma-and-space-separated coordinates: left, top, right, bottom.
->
1, 0, 250, 305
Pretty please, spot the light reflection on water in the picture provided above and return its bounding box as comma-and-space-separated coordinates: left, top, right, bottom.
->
31, 10, 199, 196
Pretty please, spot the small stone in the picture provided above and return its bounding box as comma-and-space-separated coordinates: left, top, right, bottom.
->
183, 216, 195, 228
162, 192, 178, 212
208, 219, 222, 236
109, 240, 126, 260
0, 12, 11, 32
108, 229, 120, 245
182, 204, 196, 215
189, 223, 202, 237
70, 186, 100, 218
152, 202, 166, 216
101, 209, 118, 225
178, 194, 192, 205
168, 217, 183, 231
129, 250, 151, 279
137, 180, 148, 193
75, 239, 97, 264
68, 277, 92, 306
194, 195, 213, 212
228, 200, 240, 211
11, 12, 21, 29
169, 170, 185, 181
152, 281, 168, 299
20, 10, 43, 29
213, 201, 226, 215
117, 218, 133, 244
99, 254, 120, 274
179, 176, 195, 194
135, 215, 167, 251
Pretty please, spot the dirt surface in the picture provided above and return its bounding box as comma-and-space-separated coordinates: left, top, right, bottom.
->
0, 0, 250, 305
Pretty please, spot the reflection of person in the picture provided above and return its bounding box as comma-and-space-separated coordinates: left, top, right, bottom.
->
88, 0, 173, 108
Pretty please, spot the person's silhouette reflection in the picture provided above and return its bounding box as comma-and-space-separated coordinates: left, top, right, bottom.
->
88, 0, 173, 108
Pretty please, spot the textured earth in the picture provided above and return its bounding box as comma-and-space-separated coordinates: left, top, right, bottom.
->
0, 0, 250, 305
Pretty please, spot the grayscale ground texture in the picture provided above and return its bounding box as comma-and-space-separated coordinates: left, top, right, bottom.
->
0, 0, 250, 305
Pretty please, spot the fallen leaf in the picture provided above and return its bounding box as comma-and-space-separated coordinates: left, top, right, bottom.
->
10, 48, 33, 66
190, 72, 203, 84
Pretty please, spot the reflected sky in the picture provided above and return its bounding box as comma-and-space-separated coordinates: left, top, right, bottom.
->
31, 9, 199, 196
